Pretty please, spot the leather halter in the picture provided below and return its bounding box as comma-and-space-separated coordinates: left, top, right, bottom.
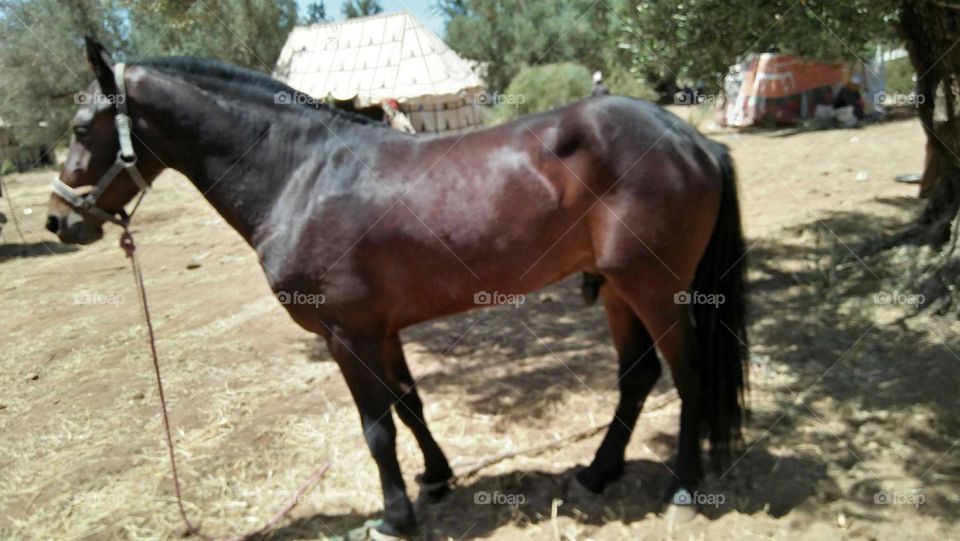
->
51, 63, 150, 227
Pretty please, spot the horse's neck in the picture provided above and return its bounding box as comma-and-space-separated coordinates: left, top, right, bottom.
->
135, 73, 300, 244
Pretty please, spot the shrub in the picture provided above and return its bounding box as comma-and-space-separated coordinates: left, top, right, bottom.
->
489, 62, 593, 123
885, 55, 915, 96
0, 159, 14, 176
605, 68, 658, 101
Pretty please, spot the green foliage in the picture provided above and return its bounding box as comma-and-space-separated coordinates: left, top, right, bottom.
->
0, 0, 297, 148
125, 0, 297, 71
305, 1, 327, 23
438, 0, 614, 92
341, 0, 383, 19
608, 0, 901, 90
490, 63, 592, 123
0, 0, 126, 146
440, 0, 903, 96
604, 68, 657, 101
1, 159, 15, 177
885, 55, 915, 96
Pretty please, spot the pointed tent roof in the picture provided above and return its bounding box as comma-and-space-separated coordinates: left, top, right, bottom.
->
274, 11, 484, 104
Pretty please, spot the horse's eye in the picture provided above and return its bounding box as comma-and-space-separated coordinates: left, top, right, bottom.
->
73, 125, 90, 139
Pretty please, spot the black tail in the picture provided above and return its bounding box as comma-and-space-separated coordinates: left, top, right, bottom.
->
692, 142, 749, 464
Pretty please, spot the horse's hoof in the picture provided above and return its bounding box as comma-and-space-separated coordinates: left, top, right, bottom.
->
573, 462, 624, 495
341, 519, 411, 541
415, 473, 454, 501
573, 467, 605, 495
567, 472, 602, 504
369, 524, 405, 541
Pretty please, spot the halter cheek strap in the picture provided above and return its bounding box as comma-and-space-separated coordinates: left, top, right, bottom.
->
51, 62, 149, 227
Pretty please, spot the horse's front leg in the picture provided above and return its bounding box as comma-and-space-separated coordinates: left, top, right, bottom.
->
325, 326, 416, 538
383, 334, 454, 498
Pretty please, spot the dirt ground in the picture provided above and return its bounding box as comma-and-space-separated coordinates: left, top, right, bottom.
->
1, 116, 958, 541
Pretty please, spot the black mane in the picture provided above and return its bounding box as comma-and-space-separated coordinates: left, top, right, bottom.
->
134, 56, 387, 128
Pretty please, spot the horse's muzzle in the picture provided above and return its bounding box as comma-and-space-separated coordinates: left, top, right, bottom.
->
46, 211, 103, 245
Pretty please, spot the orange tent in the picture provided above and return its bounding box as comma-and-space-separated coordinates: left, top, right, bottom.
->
725, 54, 847, 127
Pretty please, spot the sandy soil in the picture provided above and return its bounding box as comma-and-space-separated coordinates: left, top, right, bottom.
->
1, 117, 957, 541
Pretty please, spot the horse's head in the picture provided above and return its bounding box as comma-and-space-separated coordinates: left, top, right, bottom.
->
47, 37, 162, 244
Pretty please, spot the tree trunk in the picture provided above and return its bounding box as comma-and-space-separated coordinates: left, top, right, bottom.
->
896, 0, 960, 312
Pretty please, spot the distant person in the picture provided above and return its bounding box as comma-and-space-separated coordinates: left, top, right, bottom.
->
591, 71, 610, 97
382, 99, 416, 134
834, 75, 865, 120
694, 81, 706, 104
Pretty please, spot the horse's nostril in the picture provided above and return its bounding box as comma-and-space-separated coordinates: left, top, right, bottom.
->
46, 215, 60, 234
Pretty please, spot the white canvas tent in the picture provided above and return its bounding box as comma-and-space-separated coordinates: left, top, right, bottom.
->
274, 12, 487, 134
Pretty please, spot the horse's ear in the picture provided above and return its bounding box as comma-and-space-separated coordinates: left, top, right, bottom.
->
84, 36, 116, 95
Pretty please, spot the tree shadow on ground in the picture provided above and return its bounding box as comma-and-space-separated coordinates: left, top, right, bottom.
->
270, 449, 822, 540
743, 207, 959, 523
402, 281, 618, 418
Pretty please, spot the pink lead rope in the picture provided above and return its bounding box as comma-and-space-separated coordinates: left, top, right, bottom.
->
120, 229, 330, 540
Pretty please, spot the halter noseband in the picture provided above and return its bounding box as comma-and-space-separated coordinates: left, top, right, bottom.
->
51, 63, 150, 227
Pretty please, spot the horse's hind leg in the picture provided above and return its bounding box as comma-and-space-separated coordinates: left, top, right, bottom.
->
607, 276, 705, 502
651, 306, 704, 502
325, 329, 416, 537
383, 335, 454, 498
576, 287, 661, 493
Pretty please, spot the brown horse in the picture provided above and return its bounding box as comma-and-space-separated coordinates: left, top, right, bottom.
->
47, 38, 748, 538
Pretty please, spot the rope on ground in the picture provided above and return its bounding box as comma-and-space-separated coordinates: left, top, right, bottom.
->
120, 229, 330, 541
